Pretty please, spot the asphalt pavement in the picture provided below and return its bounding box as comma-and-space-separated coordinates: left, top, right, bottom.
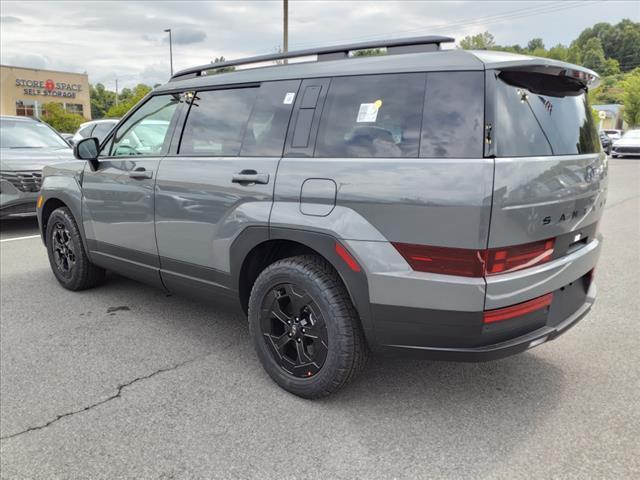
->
0, 158, 638, 479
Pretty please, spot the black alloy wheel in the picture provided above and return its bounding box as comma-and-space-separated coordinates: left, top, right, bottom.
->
261, 283, 329, 378
51, 222, 76, 277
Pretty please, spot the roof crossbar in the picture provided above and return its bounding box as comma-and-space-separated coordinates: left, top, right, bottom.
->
169, 35, 455, 81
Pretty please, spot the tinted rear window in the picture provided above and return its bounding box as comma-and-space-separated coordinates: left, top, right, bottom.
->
420, 71, 484, 158
495, 73, 600, 156
240, 80, 300, 156
315, 73, 425, 158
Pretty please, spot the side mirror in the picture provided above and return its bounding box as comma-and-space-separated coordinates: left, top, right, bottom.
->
74, 137, 99, 161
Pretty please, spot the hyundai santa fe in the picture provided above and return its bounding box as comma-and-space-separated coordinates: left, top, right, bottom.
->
36, 36, 607, 398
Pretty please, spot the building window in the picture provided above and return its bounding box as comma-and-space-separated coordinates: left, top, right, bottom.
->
15, 100, 35, 117
65, 103, 84, 116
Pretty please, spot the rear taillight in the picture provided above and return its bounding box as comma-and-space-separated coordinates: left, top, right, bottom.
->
485, 239, 554, 275
391, 243, 485, 277
392, 238, 555, 278
483, 293, 554, 324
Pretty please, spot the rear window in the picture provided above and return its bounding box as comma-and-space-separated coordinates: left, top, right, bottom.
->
315, 73, 425, 158
495, 72, 600, 157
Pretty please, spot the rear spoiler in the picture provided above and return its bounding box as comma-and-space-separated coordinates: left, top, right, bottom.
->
470, 50, 600, 89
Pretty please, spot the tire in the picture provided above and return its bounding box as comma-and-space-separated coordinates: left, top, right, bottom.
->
46, 207, 105, 290
248, 255, 368, 399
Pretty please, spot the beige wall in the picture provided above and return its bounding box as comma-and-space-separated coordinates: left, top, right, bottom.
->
0, 65, 91, 120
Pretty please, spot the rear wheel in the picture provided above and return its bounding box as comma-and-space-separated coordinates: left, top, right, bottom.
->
46, 207, 105, 290
248, 255, 368, 398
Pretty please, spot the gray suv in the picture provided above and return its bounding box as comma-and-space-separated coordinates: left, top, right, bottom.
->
37, 37, 607, 398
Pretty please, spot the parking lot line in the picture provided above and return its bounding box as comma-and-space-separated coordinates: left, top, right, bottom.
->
0, 234, 41, 243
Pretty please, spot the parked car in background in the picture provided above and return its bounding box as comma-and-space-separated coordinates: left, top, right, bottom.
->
602, 129, 623, 141
60, 133, 75, 145
71, 119, 119, 145
1, 116, 73, 219
37, 37, 606, 398
611, 129, 640, 158
599, 131, 612, 154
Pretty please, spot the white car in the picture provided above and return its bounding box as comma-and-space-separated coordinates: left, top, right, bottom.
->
611, 129, 640, 158
71, 119, 119, 145
602, 129, 623, 141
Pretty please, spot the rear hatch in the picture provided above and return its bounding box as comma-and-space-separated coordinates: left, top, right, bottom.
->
483, 65, 607, 311
487, 67, 607, 252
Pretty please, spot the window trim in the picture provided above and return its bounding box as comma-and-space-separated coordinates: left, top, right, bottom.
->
98, 92, 183, 159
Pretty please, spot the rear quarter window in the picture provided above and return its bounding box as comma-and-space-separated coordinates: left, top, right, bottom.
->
315, 73, 425, 158
420, 71, 484, 158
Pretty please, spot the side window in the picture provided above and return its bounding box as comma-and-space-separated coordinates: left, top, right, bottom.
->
92, 122, 115, 142
111, 94, 180, 157
315, 73, 425, 158
420, 71, 485, 158
179, 88, 258, 156
78, 125, 94, 138
240, 80, 301, 156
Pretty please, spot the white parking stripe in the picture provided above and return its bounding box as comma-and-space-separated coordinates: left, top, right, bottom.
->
0, 234, 41, 243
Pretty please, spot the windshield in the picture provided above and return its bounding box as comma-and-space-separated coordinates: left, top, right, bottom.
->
1, 119, 69, 148
621, 130, 640, 139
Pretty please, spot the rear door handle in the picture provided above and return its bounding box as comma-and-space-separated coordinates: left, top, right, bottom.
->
232, 170, 269, 185
129, 168, 153, 179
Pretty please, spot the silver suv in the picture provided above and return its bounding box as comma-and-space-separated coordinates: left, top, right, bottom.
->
37, 37, 607, 398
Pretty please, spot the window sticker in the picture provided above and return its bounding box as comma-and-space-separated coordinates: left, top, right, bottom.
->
356, 99, 382, 122
283, 92, 296, 104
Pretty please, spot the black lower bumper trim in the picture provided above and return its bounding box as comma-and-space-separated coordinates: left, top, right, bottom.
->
378, 283, 596, 361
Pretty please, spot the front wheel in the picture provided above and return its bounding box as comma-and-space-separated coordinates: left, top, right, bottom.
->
248, 255, 368, 399
46, 207, 105, 290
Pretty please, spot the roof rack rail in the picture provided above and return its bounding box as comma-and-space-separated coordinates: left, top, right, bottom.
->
169, 35, 455, 82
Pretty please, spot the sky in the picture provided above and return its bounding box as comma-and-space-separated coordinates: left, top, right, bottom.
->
1, 1, 638, 89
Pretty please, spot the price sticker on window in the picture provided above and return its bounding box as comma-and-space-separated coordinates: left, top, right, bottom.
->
283, 92, 296, 104
357, 99, 382, 122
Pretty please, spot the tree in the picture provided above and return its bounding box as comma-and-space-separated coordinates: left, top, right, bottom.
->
581, 37, 607, 73
41, 103, 85, 133
90, 83, 116, 119
566, 41, 582, 64
105, 83, 152, 118
352, 48, 385, 57
619, 24, 640, 72
210, 56, 236, 74
527, 38, 545, 51
547, 44, 568, 62
621, 68, 640, 127
459, 31, 495, 50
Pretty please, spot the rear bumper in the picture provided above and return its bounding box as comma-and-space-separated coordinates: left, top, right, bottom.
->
378, 282, 595, 361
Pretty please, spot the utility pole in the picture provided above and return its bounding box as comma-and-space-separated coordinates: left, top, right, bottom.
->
283, 0, 288, 63
164, 28, 174, 75
115, 78, 119, 106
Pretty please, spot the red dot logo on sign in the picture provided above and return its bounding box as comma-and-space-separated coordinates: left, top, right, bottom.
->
44, 79, 55, 91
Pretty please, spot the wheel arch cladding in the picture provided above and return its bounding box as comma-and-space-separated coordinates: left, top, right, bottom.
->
231, 226, 377, 348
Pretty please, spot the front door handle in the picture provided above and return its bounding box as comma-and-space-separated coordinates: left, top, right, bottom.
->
232, 170, 269, 185
129, 168, 153, 180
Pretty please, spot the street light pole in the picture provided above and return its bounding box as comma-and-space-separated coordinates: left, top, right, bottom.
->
283, 0, 288, 64
164, 28, 173, 75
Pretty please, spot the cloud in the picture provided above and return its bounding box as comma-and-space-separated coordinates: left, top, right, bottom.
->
165, 27, 207, 45
1, 16, 22, 23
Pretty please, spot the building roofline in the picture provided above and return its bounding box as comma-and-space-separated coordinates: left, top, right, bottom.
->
0, 64, 89, 78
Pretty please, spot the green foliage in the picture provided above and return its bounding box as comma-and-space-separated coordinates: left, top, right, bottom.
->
459, 32, 495, 50
90, 83, 116, 119
41, 103, 85, 133
620, 68, 640, 127
352, 48, 385, 57
581, 37, 607, 73
210, 56, 236, 74
547, 44, 568, 62
527, 38, 544, 51
105, 84, 152, 118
